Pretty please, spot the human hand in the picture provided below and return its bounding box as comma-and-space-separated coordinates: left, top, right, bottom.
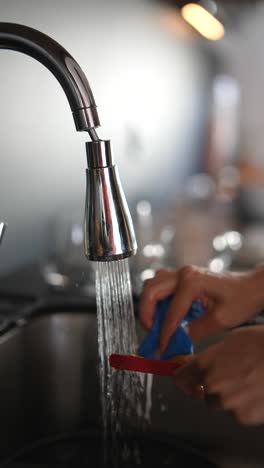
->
139, 266, 264, 353
174, 326, 264, 425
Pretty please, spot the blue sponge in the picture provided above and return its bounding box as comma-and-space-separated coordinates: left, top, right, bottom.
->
138, 296, 205, 360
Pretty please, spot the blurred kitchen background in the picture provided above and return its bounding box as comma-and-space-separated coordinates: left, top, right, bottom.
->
1, 0, 264, 303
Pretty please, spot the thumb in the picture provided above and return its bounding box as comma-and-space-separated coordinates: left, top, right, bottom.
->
158, 288, 193, 354
188, 305, 224, 343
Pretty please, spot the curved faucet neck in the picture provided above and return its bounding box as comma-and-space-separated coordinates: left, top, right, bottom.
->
0, 22, 100, 137
0, 23, 137, 261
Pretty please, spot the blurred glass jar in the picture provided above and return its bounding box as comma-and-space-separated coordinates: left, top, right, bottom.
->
41, 205, 95, 296
175, 173, 238, 267
131, 200, 177, 296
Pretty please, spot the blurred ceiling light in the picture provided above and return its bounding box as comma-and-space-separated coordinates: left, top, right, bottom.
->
181, 3, 225, 41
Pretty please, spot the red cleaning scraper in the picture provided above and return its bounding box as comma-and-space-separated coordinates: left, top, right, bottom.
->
109, 353, 191, 376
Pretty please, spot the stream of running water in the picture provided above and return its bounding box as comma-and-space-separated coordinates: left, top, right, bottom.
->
95, 259, 151, 466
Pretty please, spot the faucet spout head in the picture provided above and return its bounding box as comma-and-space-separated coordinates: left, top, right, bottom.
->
84, 140, 137, 261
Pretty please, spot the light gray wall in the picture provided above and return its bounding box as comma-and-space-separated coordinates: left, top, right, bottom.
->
0, 0, 210, 274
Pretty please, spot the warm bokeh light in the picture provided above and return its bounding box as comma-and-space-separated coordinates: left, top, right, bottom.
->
181, 3, 225, 41
159, 8, 194, 41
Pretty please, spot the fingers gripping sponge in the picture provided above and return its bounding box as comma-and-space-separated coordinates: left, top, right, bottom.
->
138, 296, 205, 359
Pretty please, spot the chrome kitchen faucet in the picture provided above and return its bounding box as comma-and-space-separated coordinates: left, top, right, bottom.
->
0, 23, 137, 261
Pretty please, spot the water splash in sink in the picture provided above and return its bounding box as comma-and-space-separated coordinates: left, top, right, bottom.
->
95, 259, 147, 466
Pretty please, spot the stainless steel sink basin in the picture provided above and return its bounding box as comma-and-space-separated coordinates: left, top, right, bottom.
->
0, 310, 100, 459
0, 306, 264, 467
0, 307, 219, 467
